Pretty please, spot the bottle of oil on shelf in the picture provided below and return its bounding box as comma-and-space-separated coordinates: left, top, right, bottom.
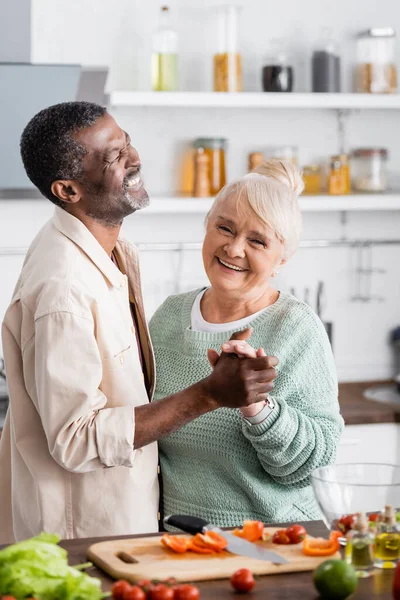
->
374, 505, 400, 569
152, 6, 178, 91
345, 512, 374, 577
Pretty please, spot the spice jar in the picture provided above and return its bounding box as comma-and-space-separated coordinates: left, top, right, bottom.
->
303, 165, 322, 194
262, 39, 294, 93
328, 154, 351, 195
193, 148, 210, 198
356, 28, 397, 93
213, 5, 242, 92
194, 138, 227, 195
351, 148, 388, 192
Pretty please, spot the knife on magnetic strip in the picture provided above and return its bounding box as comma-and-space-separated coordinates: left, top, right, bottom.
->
164, 514, 288, 564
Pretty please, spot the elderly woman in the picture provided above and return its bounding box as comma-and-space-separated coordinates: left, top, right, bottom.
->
149, 159, 343, 526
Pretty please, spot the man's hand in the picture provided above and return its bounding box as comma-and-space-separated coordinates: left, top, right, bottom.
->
202, 349, 278, 410
206, 328, 278, 416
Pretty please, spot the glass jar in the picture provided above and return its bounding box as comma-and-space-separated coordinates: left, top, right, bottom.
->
213, 5, 242, 92
303, 165, 322, 194
262, 39, 294, 93
312, 28, 341, 93
328, 154, 351, 195
264, 145, 298, 165
351, 148, 388, 192
194, 138, 227, 195
356, 28, 397, 93
151, 6, 178, 91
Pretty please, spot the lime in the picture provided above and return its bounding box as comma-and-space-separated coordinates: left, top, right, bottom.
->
313, 559, 358, 600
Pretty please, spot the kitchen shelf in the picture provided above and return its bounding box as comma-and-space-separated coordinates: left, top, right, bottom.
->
110, 91, 400, 110
141, 194, 400, 214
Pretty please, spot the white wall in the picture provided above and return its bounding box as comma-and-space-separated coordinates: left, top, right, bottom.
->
1, 0, 399, 383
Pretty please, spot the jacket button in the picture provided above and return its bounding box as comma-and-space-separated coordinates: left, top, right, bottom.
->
120, 355, 124, 364
120, 280, 126, 288
131, 325, 135, 333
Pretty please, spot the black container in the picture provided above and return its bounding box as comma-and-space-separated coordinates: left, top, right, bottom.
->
262, 65, 294, 92
312, 50, 341, 92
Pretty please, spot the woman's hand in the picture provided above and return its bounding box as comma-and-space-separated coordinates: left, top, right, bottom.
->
207, 330, 277, 418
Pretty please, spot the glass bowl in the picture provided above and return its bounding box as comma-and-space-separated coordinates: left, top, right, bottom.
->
311, 463, 400, 540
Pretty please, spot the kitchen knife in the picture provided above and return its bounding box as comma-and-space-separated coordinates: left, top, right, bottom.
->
164, 514, 288, 564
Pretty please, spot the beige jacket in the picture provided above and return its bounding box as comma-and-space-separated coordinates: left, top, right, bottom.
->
0, 207, 159, 544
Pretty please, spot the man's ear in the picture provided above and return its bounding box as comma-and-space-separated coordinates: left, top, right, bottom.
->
51, 180, 81, 204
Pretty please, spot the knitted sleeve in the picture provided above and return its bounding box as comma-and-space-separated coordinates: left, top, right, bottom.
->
241, 309, 344, 487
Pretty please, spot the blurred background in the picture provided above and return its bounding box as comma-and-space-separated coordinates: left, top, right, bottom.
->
0, 0, 400, 396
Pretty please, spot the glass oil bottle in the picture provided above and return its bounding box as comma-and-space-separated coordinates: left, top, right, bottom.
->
374, 505, 400, 569
345, 512, 375, 577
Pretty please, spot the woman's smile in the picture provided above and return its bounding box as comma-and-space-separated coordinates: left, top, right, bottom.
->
216, 256, 248, 273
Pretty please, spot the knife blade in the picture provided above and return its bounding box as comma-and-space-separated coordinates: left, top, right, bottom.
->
164, 514, 288, 564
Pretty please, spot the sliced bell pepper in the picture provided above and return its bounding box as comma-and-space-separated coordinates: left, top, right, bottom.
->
161, 534, 191, 554
189, 541, 215, 554
233, 520, 265, 542
302, 531, 341, 557
192, 531, 228, 552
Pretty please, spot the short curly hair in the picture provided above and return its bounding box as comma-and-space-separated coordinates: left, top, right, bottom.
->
20, 101, 107, 208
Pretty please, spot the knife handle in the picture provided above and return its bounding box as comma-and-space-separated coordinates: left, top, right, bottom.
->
164, 514, 209, 535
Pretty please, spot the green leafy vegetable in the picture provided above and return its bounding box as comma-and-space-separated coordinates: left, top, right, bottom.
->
0, 532, 103, 600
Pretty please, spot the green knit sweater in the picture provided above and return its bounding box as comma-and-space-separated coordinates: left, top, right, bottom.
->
149, 289, 343, 527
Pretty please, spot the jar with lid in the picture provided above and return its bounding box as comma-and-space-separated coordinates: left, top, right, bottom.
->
351, 148, 388, 192
193, 138, 227, 195
213, 5, 242, 92
356, 28, 397, 93
303, 165, 322, 194
328, 154, 351, 195
262, 39, 294, 93
152, 6, 179, 91
312, 28, 341, 93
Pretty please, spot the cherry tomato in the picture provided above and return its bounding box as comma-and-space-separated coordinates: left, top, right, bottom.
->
230, 568, 256, 593
148, 584, 175, 600
368, 513, 379, 522
337, 514, 356, 534
112, 580, 132, 600
272, 529, 291, 545
123, 587, 146, 600
173, 584, 201, 600
286, 524, 307, 544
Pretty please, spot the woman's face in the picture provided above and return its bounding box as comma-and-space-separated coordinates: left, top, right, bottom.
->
202, 194, 286, 299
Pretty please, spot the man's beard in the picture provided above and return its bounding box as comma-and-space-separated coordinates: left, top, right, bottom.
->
83, 179, 149, 228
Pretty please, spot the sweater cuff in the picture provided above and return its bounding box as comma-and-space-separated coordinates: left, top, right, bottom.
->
242, 398, 281, 436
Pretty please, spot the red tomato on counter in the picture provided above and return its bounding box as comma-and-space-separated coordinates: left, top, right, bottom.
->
173, 584, 201, 600
112, 580, 132, 600
148, 584, 175, 600
123, 587, 146, 600
272, 529, 291, 544
231, 568, 256, 593
286, 524, 307, 544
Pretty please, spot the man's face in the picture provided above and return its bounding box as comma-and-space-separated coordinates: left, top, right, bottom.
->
73, 113, 149, 226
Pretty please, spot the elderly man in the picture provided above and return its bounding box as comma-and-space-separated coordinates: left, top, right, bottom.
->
0, 102, 277, 543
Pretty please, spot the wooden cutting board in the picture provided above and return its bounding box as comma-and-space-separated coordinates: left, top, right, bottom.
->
87, 528, 340, 583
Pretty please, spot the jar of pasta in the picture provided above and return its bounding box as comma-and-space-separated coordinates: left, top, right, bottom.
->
194, 138, 227, 195
351, 148, 388, 192
213, 5, 242, 92
356, 28, 397, 93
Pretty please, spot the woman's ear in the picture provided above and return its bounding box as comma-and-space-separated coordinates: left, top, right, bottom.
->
51, 180, 81, 204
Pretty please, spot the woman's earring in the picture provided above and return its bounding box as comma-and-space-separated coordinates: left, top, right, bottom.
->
272, 270, 280, 277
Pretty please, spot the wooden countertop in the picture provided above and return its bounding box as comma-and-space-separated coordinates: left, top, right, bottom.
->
59, 521, 393, 599
338, 381, 400, 425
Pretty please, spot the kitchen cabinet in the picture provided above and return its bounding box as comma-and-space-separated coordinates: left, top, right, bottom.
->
336, 423, 400, 465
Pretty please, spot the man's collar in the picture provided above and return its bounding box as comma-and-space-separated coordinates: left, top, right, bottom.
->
52, 206, 126, 289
